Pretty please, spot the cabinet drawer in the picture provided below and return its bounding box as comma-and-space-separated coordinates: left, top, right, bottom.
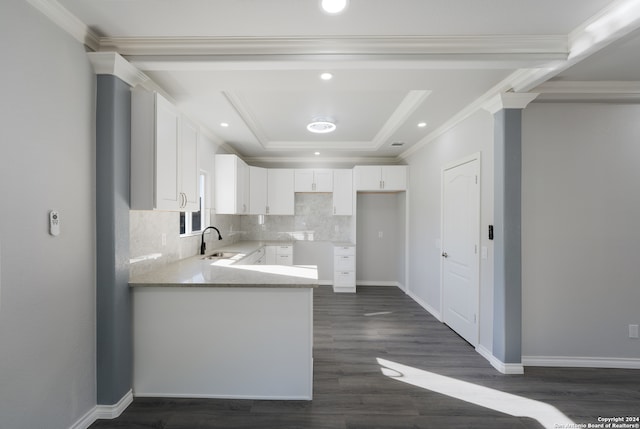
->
276, 245, 293, 255
335, 254, 355, 271
334, 245, 355, 256
334, 271, 355, 287
276, 254, 293, 265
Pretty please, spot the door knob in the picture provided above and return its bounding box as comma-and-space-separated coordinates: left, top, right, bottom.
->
442, 252, 448, 258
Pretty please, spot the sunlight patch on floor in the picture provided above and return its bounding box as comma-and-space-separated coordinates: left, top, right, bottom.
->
377, 358, 573, 429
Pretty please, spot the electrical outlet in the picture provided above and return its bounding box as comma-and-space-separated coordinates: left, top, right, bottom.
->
629, 324, 639, 339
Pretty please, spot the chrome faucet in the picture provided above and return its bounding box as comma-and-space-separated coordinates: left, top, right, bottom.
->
200, 226, 223, 255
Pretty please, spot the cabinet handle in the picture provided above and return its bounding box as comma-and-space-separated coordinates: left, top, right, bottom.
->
266, 205, 270, 214
312, 182, 316, 191
333, 206, 336, 215
380, 180, 383, 189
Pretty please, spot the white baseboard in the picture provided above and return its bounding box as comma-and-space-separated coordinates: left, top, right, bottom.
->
356, 281, 400, 287
405, 289, 442, 321
522, 355, 640, 370
476, 345, 525, 374
69, 390, 133, 429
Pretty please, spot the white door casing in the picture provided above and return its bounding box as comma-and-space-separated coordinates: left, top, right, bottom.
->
441, 154, 480, 346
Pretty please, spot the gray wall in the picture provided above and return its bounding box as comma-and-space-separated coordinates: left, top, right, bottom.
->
356, 193, 406, 285
521, 103, 640, 360
0, 0, 97, 427
405, 109, 495, 353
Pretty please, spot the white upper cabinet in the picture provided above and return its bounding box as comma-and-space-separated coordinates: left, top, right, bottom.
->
332, 169, 353, 215
353, 165, 407, 191
131, 89, 199, 211
294, 169, 333, 192
215, 154, 249, 214
179, 115, 200, 212
249, 166, 267, 215
267, 169, 294, 215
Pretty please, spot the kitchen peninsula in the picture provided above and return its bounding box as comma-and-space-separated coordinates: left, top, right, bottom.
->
129, 242, 317, 400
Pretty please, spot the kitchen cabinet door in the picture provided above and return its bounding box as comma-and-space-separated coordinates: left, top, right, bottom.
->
332, 169, 353, 215
381, 166, 407, 191
180, 116, 199, 212
154, 94, 181, 210
249, 166, 267, 215
131, 89, 198, 211
294, 170, 314, 192
353, 166, 382, 191
313, 169, 333, 192
215, 154, 250, 214
294, 169, 333, 192
267, 169, 294, 215
353, 165, 407, 191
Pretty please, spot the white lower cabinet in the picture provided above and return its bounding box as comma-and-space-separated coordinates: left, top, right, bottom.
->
266, 245, 294, 266
333, 245, 356, 293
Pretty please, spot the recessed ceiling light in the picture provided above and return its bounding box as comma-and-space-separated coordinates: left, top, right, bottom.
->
220, 122, 229, 127
321, 0, 348, 14
320, 72, 333, 81
417, 122, 427, 128
307, 119, 336, 134
314, 152, 321, 156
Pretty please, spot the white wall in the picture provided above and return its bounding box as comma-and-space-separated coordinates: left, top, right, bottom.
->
0, 1, 97, 428
522, 103, 640, 363
405, 109, 495, 351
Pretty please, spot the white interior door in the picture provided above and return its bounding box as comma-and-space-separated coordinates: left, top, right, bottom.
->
441, 157, 480, 346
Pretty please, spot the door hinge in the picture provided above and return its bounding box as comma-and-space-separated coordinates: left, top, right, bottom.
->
475, 175, 478, 184
474, 314, 477, 324
474, 244, 478, 254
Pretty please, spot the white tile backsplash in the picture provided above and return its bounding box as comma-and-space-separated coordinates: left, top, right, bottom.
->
130, 194, 352, 277
129, 209, 241, 277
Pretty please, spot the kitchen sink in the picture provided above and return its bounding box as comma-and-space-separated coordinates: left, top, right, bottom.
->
202, 252, 237, 260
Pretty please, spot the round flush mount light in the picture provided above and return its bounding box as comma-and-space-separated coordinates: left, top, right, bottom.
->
321, 0, 349, 14
307, 119, 336, 134
314, 151, 321, 156
220, 122, 229, 127
320, 72, 333, 81
417, 122, 427, 128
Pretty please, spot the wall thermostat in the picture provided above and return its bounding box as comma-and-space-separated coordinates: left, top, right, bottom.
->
49, 210, 60, 236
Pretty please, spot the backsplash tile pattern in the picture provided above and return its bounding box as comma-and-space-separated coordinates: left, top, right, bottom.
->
240, 193, 351, 242
129, 210, 241, 277
130, 194, 351, 277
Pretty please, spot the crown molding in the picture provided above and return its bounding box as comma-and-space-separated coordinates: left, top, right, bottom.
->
243, 156, 401, 167
483, 92, 539, 114
533, 80, 640, 102
98, 35, 568, 58
87, 52, 149, 87
25, 0, 100, 51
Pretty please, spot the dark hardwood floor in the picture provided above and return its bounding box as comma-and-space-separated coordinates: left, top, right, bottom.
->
90, 286, 640, 429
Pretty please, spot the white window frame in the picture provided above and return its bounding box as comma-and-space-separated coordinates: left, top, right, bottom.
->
180, 171, 207, 236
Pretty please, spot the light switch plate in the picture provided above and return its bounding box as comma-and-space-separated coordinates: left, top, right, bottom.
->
629, 324, 639, 339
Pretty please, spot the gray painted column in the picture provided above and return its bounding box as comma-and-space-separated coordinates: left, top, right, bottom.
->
492, 108, 523, 364
95, 74, 132, 405
485, 93, 537, 369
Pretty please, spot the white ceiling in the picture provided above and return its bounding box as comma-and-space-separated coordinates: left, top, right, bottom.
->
49, 0, 640, 164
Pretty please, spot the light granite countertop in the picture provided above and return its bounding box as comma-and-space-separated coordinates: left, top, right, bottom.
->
129, 241, 317, 288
